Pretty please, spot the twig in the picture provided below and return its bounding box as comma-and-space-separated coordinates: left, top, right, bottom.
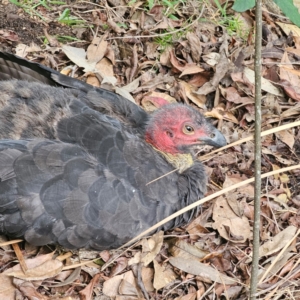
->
12, 243, 28, 273
250, 0, 262, 299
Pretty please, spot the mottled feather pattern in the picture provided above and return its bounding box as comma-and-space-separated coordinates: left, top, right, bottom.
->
0, 52, 224, 250
0, 92, 206, 249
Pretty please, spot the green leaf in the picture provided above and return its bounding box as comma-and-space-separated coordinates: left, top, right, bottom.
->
232, 0, 255, 12
274, 0, 300, 27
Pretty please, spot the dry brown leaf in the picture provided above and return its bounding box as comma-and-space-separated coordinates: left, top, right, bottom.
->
62, 45, 96, 72
159, 46, 172, 67
262, 148, 296, 165
0, 29, 19, 41
6, 259, 63, 281
275, 129, 295, 149
119, 271, 143, 297
279, 52, 300, 99
223, 174, 254, 198
280, 65, 300, 77
180, 81, 206, 108
246, 226, 297, 263
87, 35, 108, 63
128, 252, 142, 266
103, 273, 124, 297
95, 57, 116, 84
110, 257, 128, 277
169, 257, 236, 285
141, 267, 154, 292
153, 259, 177, 290
186, 217, 210, 238
50, 267, 81, 287
276, 22, 300, 37
243, 67, 283, 96
186, 32, 202, 62
169, 50, 186, 72
14, 280, 49, 300
202, 52, 220, 66
220, 86, 253, 104
279, 80, 300, 101
205, 106, 239, 123
122, 77, 140, 93
196, 51, 230, 95
118, 277, 139, 296
221, 286, 244, 299
141, 231, 164, 266
0, 252, 56, 299
103, 271, 142, 298
188, 72, 210, 87
179, 64, 205, 78
175, 293, 197, 300
15, 43, 41, 57
168, 239, 208, 260
0, 274, 15, 300
212, 196, 251, 243
86, 74, 100, 87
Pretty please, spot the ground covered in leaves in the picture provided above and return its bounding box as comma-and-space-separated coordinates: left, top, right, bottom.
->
0, 0, 300, 299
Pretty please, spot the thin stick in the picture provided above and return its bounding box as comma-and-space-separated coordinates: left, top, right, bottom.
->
12, 243, 28, 273
250, 0, 262, 298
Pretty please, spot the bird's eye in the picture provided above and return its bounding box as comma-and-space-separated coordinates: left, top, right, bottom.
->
183, 124, 195, 135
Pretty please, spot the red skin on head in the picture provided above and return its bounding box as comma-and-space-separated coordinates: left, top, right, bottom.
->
145, 104, 209, 155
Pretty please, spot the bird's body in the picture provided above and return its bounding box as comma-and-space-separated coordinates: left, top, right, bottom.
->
0, 52, 226, 250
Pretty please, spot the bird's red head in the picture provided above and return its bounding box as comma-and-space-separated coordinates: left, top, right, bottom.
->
145, 104, 226, 155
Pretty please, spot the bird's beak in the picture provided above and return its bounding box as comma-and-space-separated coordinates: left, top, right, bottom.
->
200, 127, 227, 148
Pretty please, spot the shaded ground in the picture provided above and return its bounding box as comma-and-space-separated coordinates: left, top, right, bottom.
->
0, 2, 76, 49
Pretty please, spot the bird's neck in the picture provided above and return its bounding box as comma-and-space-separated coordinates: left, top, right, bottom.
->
153, 147, 194, 173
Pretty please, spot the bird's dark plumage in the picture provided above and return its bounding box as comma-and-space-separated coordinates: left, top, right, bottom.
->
0, 52, 226, 250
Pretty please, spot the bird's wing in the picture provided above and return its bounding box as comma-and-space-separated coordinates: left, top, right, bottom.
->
0, 52, 148, 128
0, 114, 184, 250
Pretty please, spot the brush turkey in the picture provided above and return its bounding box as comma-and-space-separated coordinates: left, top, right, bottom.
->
0, 52, 226, 250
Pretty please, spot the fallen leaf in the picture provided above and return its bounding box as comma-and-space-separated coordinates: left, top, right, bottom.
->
62, 45, 96, 72
275, 129, 295, 149
87, 35, 108, 63
243, 67, 283, 96
153, 259, 177, 290
180, 81, 206, 108
179, 64, 205, 77
169, 257, 235, 285
246, 226, 297, 263
141, 231, 164, 266
212, 196, 251, 243
6, 259, 63, 281
276, 22, 300, 37
168, 238, 208, 260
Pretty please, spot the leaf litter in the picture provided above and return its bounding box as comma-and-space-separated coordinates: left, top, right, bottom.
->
1, 0, 300, 299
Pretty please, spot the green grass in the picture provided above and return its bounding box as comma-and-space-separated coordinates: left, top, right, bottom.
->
129, 0, 187, 20
213, 0, 250, 40
57, 8, 85, 26
9, 0, 84, 26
